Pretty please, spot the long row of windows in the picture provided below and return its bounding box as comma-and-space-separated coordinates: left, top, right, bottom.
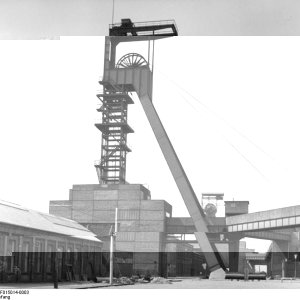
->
1, 235, 100, 275
228, 215, 300, 232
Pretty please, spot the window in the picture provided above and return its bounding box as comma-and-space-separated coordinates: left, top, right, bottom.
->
228, 226, 233, 232
259, 221, 264, 229
57, 245, 65, 263
66, 246, 73, 264
7, 240, 16, 272
46, 244, 55, 273
277, 219, 283, 227
253, 222, 258, 229
264, 221, 270, 228
237, 224, 243, 231
0, 235, 4, 256
296, 216, 300, 224
248, 223, 253, 230
232, 225, 238, 232
242, 224, 247, 231
283, 218, 289, 226
34, 240, 43, 273
270, 220, 276, 227
21, 242, 30, 273
74, 248, 79, 263
289, 217, 296, 225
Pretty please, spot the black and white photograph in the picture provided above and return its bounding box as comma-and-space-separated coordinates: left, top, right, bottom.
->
1, 0, 300, 297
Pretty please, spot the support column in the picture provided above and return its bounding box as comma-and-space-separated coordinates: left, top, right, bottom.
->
138, 91, 222, 271
282, 259, 286, 278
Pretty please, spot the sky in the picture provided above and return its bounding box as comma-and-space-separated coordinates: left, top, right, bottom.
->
1, 36, 300, 252
1, 0, 300, 38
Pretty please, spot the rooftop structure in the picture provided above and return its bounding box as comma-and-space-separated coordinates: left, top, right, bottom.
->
0, 199, 102, 283
109, 19, 178, 36
0, 199, 101, 243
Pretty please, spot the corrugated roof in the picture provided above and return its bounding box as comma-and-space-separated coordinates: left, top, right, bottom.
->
0, 199, 101, 243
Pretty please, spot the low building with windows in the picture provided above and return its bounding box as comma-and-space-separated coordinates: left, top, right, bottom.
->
0, 199, 102, 283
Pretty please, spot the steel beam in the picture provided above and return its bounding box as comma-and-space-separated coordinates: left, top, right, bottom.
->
244, 231, 291, 241
136, 91, 221, 271
102, 35, 223, 271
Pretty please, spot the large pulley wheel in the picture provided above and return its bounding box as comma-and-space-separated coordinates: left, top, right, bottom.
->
116, 53, 148, 68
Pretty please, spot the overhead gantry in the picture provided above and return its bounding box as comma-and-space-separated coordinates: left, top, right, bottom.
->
95, 19, 225, 272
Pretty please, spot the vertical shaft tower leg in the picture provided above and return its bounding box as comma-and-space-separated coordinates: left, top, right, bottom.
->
95, 85, 134, 184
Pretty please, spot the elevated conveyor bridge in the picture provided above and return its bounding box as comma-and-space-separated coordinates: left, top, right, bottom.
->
166, 205, 300, 243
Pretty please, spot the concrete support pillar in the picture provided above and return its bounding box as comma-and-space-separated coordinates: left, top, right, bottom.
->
282, 259, 287, 278
276, 240, 289, 253
228, 240, 240, 272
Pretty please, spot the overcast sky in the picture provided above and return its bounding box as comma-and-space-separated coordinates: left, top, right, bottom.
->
1, 0, 300, 38
1, 36, 300, 252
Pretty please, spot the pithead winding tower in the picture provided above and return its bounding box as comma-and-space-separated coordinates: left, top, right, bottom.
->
94, 19, 225, 273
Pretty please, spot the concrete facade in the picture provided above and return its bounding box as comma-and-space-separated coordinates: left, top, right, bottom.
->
50, 184, 272, 276
50, 183, 203, 276
50, 184, 170, 252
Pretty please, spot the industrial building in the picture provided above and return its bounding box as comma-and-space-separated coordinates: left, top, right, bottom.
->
49, 19, 300, 279
49, 184, 206, 277
0, 199, 102, 283
2, 18, 300, 284
49, 185, 254, 277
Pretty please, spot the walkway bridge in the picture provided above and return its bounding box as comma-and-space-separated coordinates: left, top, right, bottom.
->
167, 205, 300, 243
